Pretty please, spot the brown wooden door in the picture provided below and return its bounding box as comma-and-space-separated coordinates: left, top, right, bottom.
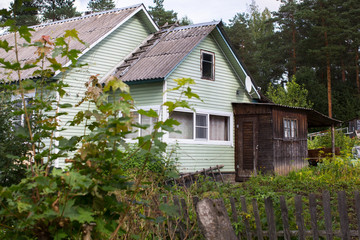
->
235, 117, 258, 180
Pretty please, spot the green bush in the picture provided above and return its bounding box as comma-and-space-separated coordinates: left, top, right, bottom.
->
308, 130, 360, 156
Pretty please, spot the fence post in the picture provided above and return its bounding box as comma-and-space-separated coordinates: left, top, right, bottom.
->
354, 191, 360, 240
322, 190, 334, 240
252, 198, 264, 240
230, 197, 242, 240
309, 194, 319, 240
279, 196, 291, 240
240, 196, 252, 240
338, 191, 350, 240
264, 197, 277, 240
294, 195, 305, 240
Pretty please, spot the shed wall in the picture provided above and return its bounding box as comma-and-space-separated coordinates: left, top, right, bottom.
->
272, 109, 308, 175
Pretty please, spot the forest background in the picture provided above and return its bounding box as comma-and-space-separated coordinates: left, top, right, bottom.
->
1, 0, 360, 120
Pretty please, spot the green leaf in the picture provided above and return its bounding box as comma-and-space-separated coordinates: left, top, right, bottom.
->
18, 25, 34, 43
137, 109, 158, 118
17, 201, 32, 213
0, 40, 13, 52
64, 29, 85, 45
54, 231, 68, 240
159, 203, 179, 217
59, 103, 72, 108
104, 77, 129, 93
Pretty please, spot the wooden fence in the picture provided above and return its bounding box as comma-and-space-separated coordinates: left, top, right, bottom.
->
170, 191, 360, 239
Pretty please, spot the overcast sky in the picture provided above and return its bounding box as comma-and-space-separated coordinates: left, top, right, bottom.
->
0, 0, 282, 24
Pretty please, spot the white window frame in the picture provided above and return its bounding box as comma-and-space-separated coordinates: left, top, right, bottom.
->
284, 118, 298, 139
167, 108, 233, 146
124, 105, 161, 142
201, 50, 215, 80
11, 91, 36, 127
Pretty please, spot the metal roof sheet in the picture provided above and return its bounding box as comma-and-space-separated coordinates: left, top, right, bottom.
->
232, 102, 342, 127
119, 22, 218, 82
0, 4, 142, 82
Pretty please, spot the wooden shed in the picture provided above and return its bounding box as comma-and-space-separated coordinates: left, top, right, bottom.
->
348, 117, 360, 138
232, 103, 340, 181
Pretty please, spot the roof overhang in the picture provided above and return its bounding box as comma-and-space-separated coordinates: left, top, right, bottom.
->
232, 102, 342, 128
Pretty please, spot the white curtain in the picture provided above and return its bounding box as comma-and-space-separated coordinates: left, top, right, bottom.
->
210, 115, 229, 141
169, 111, 193, 139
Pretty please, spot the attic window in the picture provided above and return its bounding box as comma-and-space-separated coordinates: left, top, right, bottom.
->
201, 50, 214, 80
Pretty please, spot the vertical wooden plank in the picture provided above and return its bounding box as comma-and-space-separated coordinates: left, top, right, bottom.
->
264, 197, 277, 240
230, 197, 242, 240
173, 196, 185, 239
338, 191, 350, 240
181, 198, 192, 238
216, 165, 224, 183
209, 167, 216, 181
252, 198, 264, 240
354, 191, 360, 240
279, 196, 291, 240
294, 195, 305, 240
322, 190, 333, 240
309, 194, 319, 240
240, 196, 252, 240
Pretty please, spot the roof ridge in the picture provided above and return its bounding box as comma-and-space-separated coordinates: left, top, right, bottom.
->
0, 4, 142, 36
172, 21, 220, 31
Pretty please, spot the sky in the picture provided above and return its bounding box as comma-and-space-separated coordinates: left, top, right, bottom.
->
0, 0, 282, 24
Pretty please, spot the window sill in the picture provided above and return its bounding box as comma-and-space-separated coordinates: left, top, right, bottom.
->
166, 138, 233, 146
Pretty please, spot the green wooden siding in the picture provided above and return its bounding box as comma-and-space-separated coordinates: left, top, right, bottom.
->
171, 144, 234, 173
56, 13, 152, 168
166, 33, 251, 113
165, 33, 251, 173
130, 82, 163, 106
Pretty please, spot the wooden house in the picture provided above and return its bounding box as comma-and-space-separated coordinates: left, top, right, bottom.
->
0, 4, 340, 179
348, 117, 360, 138
232, 103, 340, 181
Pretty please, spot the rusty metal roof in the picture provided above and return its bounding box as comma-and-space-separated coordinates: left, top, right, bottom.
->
0, 4, 142, 82
232, 102, 342, 127
116, 21, 220, 82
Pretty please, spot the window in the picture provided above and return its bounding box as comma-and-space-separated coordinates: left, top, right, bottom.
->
125, 111, 158, 139
284, 118, 297, 139
12, 93, 34, 127
201, 50, 214, 80
170, 111, 230, 142
196, 114, 208, 139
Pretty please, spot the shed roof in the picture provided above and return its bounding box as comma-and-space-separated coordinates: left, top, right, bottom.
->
114, 21, 219, 82
0, 4, 154, 82
232, 102, 342, 128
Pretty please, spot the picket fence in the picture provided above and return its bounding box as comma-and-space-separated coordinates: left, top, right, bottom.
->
170, 191, 360, 240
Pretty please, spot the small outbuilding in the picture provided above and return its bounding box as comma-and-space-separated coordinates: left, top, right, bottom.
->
348, 117, 360, 138
232, 102, 341, 181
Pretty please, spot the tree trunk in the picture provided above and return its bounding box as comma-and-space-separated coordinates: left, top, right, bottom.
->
341, 59, 346, 82
291, 15, 296, 75
356, 49, 359, 93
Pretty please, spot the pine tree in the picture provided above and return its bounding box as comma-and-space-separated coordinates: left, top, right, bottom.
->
148, 0, 177, 27
1, 0, 40, 26
87, 0, 115, 12
41, 0, 81, 22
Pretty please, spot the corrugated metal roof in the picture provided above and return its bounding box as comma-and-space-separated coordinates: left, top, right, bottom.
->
0, 4, 142, 82
118, 22, 219, 82
232, 102, 342, 127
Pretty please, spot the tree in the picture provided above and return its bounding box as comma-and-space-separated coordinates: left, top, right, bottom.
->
0, 88, 28, 186
87, 0, 115, 12
266, 76, 313, 108
0, 0, 40, 26
148, 0, 177, 26
225, 2, 280, 91
41, 0, 81, 22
